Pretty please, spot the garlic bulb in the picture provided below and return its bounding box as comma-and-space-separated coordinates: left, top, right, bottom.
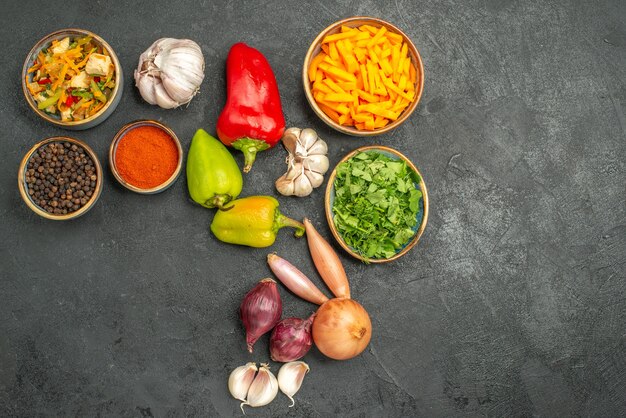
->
243, 363, 278, 410
228, 362, 257, 404
276, 128, 329, 197
277, 361, 309, 407
134, 38, 205, 109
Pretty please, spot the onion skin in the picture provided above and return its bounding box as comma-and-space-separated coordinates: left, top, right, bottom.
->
240, 278, 282, 353
312, 298, 371, 360
270, 314, 315, 362
267, 253, 329, 305
303, 218, 350, 299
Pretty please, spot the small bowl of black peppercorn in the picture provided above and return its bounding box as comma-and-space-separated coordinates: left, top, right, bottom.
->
18, 136, 103, 220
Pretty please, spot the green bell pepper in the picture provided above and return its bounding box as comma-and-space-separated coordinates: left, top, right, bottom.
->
186, 129, 243, 209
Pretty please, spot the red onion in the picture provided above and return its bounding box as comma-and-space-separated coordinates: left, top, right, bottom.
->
269, 313, 315, 362
240, 278, 282, 353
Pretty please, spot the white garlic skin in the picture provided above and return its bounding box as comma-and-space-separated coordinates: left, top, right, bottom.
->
153, 78, 179, 109
244, 364, 278, 408
276, 173, 296, 196
293, 170, 313, 197
298, 128, 319, 151
276, 127, 329, 197
276, 160, 294, 194
277, 361, 310, 407
228, 362, 257, 402
134, 38, 205, 109
304, 170, 325, 188
303, 154, 329, 175
134, 74, 158, 105
281, 128, 301, 154
307, 139, 328, 156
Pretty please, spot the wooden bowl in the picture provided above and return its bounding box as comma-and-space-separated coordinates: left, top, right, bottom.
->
303, 16, 424, 136
18, 136, 103, 220
325, 145, 429, 263
21, 28, 123, 130
109, 120, 183, 194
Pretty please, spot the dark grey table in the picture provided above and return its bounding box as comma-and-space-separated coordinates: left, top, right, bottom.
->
1, 0, 625, 416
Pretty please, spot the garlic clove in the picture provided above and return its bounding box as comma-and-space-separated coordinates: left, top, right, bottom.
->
304, 154, 329, 175
160, 43, 204, 103
153, 78, 179, 109
284, 127, 302, 137
293, 173, 313, 197
281, 128, 301, 155
304, 169, 325, 188
134, 72, 158, 105
161, 72, 197, 104
299, 128, 318, 151
243, 364, 278, 410
276, 173, 296, 196
152, 38, 180, 69
228, 362, 258, 403
285, 161, 303, 180
277, 361, 310, 407
307, 138, 328, 156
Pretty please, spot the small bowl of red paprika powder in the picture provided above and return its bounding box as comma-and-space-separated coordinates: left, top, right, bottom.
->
109, 120, 183, 194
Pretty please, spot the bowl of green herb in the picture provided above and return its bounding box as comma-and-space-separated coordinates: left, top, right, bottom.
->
325, 146, 428, 263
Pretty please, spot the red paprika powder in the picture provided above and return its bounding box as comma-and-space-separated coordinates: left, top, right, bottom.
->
115, 125, 179, 189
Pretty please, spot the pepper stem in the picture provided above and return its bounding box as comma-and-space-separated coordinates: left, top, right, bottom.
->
207, 194, 233, 211
275, 212, 305, 238
231, 138, 271, 173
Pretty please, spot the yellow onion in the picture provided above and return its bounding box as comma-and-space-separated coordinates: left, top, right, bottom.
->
312, 298, 371, 360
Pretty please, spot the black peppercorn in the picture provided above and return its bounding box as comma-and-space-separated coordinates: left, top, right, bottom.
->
25, 142, 97, 215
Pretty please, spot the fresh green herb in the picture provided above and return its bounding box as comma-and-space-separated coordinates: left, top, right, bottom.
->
332, 150, 422, 260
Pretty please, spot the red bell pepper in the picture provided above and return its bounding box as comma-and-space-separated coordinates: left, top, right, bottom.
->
216, 43, 285, 173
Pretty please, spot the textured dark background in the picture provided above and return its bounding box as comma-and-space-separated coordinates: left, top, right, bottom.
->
1, 0, 625, 416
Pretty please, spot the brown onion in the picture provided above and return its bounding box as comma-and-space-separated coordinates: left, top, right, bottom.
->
312, 298, 371, 360
270, 314, 315, 362
240, 278, 282, 353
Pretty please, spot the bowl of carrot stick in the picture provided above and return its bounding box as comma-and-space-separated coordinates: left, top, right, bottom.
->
303, 17, 424, 136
